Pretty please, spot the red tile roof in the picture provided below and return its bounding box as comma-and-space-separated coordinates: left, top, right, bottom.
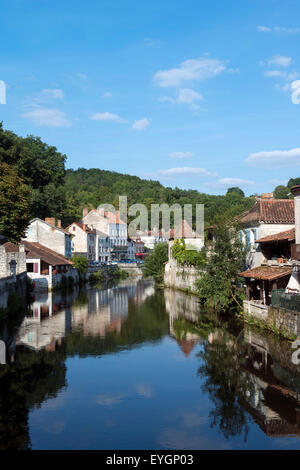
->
241, 199, 294, 225
2, 242, 21, 252
239, 266, 292, 281
255, 228, 295, 244
66, 222, 96, 234
22, 241, 73, 266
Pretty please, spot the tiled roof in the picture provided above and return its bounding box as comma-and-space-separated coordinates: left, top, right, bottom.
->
255, 228, 295, 243
241, 199, 294, 225
2, 242, 21, 252
22, 241, 73, 266
239, 266, 292, 281
66, 222, 97, 234
30, 218, 72, 236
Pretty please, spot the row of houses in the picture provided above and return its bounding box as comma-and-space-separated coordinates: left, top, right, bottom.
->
238, 187, 300, 312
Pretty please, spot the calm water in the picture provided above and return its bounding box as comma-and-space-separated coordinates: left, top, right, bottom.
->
1, 278, 300, 450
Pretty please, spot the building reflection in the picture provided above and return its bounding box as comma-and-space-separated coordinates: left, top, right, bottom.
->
164, 288, 203, 357
17, 279, 155, 350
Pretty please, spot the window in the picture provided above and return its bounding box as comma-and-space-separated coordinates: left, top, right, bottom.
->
73, 226, 76, 231
27, 263, 34, 273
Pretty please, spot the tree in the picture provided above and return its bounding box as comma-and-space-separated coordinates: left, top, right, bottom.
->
288, 178, 300, 189
0, 123, 66, 220
0, 162, 32, 242
72, 255, 89, 275
273, 185, 290, 199
226, 187, 245, 198
143, 242, 168, 283
196, 224, 245, 313
171, 238, 206, 267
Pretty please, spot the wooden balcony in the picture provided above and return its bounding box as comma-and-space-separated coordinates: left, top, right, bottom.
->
291, 244, 300, 261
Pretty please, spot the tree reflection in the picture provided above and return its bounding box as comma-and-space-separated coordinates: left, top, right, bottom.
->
0, 345, 67, 450
197, 329, 251, 441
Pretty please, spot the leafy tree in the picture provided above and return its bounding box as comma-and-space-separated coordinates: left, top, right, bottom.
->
0, 123, 66, 220
72, 255, 89, 274
196, 224, 245, 313
171, 238, 206, 267
143, 242, 168, 283
288, 177, 300, 189
274, 185, 290, 199
226, 187, 245, 198
0, 162, 32, 242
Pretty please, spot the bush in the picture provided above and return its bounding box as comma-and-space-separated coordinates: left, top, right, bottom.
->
71, 255, 89, 275
143, 242, 168, 283
171, 239, 206, 267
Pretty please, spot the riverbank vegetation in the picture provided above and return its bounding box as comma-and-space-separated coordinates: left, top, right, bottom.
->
144, 242, 168, 283
171, 238, 206, 267
196, 224, 246, 314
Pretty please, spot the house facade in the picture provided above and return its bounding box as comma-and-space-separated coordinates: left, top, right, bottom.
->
67, 222, 96, 261
240, 197, 295, 269
24, 218, 72, 258
23, 241, 76, 291
82, 208, 128, 261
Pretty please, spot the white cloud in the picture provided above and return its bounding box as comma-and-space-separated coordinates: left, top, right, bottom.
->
291, 80, 300, 104
207, 178, 254, 188
169, 152, 193, 159
264, 70, 285, 78
267, 55, 292, 68
42, 89, 64, 99
91, 112, 126, 123
274, 26, 300, 34
102, 91, 112, 98
94, 394, 126, 406
177, 88, 203, 103
132, 117, 150, 130
159, 167, 217, 177
153, 57, 227, 87
246, 147, 300, 167
257, 26, 300, 34
22, 107, 71, 127
257, 25, 272, 32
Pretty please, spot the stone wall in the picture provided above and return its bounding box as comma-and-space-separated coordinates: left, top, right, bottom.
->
0, 245, 26, 278
164, 258, 200, 294
243, 300, 300, 338
0, 272, 27, 310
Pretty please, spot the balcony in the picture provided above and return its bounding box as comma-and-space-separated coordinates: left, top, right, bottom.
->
291, 244, 300, 261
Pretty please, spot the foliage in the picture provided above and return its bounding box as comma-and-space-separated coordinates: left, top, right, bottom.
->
272, 177, 300, 199
274, 185, 290, 199
196, 224, 246, 313
64, 167, 255, 228
0, 162, 32, 242
143, 242, 168, 283
72, 255, 89, 274
89, 270, 104, 283
171, 238, 206, 267
0, 122, 66, 220
226, 187, 245, 198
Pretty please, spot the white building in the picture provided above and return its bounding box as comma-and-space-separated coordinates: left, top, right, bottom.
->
66, 222, 96, 261
23, 218, 72, 258
240, 196, 295, 269
82, 208, 128, 261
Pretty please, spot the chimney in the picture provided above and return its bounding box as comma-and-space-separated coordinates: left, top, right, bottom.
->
45, 217, 56, 226
261, 193, 274, 199
83, 224, 87, 231
291, 186, 300, 245
57, 219, 62, 228
83, 208, 88, 218
98, 207, 105, 217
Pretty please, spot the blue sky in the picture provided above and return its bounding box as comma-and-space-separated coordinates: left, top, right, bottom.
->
1, 0, 300, 195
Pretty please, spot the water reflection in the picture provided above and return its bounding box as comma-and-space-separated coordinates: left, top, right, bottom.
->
1, 281, 300, 448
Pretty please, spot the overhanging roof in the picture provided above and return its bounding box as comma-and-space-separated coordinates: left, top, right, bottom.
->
239, 266, 292, 281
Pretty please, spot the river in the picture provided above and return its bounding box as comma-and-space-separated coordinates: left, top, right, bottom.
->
1, 278, 300, 450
